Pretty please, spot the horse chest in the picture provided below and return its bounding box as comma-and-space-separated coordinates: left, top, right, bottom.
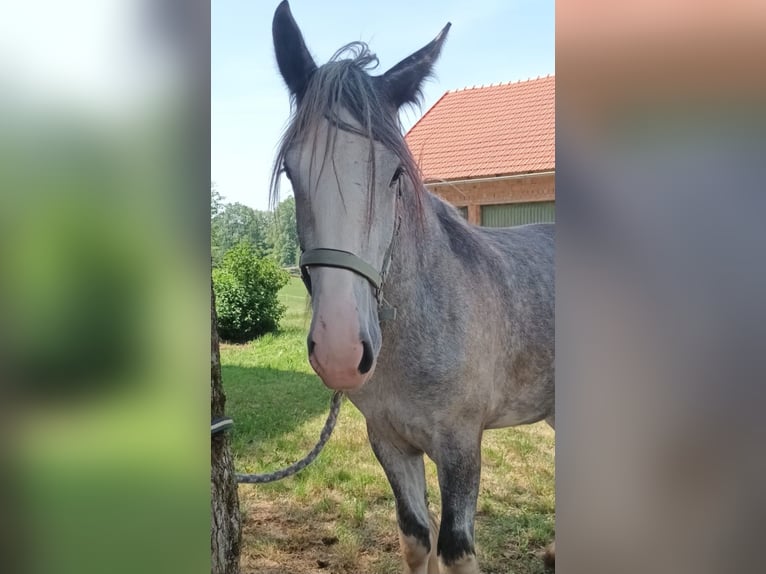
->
347, 380, 453, 451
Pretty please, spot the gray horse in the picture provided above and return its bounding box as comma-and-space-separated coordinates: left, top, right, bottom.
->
271, 2, 554, 572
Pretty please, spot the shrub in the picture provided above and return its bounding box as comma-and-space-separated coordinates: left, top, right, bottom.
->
213, 242, 289, 342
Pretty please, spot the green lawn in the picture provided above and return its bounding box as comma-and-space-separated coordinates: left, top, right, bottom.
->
221, 277, 555, 574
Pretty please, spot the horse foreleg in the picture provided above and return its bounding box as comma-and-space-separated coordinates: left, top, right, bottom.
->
368, 426, 437, 574
433, 438, 482, 574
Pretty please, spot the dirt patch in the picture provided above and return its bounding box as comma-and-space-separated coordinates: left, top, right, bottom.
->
239, 496, 401, 574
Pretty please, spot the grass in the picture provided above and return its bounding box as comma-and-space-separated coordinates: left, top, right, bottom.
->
222, 277, 555, 574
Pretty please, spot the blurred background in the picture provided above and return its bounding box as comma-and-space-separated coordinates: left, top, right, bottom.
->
557, 2, 766, 573
0, 1, 209, 573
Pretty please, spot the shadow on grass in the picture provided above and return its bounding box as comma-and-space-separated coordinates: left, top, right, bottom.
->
222, 365, 333, 455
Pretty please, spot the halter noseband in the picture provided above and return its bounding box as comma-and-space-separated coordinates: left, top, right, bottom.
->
300, 248, 381, 290
298, 206, 400, 322
298, 113, 400, 322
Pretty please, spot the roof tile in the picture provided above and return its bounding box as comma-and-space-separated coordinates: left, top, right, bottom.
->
405, 76, 555, 181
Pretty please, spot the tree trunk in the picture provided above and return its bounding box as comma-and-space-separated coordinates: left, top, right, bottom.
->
211, 284, 241, 574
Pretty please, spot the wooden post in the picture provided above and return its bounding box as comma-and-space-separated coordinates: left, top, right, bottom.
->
211, 283, 241, 574
467, 203, 482, 225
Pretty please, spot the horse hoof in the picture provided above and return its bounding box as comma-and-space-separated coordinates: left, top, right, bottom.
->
542, 540, 555, 570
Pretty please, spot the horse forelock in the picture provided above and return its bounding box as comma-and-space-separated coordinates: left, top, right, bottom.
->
269, 42, 425, 224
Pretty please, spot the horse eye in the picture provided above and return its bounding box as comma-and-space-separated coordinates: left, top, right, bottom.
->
389, 166, 404, 187
282, 164, 293, 181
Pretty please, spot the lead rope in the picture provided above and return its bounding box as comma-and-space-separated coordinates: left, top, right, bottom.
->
235, 391, 343, 484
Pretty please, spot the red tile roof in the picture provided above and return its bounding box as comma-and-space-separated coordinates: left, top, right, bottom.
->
405, 75, 555, 182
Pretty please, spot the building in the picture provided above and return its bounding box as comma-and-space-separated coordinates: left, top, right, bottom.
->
405, 75, 554, 227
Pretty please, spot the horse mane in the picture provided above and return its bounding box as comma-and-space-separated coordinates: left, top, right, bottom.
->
269, 42, 425, 221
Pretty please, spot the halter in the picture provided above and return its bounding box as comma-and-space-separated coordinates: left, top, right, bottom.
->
298, 113, 401, 322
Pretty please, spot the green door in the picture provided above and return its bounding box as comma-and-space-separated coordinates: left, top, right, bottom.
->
480, 201, 555, 227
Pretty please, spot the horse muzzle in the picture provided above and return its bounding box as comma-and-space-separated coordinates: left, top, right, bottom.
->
308, 331, 375, 391
306, 268, 377, 390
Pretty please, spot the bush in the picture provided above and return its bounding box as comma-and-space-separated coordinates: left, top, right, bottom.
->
213, 242, 289, 342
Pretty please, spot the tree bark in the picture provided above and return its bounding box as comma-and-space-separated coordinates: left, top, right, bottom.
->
211, 284, 241, 574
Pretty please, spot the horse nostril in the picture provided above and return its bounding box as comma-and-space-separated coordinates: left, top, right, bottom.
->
358, 340, 374, 374
308, 339, 316, 356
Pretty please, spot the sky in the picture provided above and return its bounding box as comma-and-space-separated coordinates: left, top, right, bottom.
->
212, 0, 554, 211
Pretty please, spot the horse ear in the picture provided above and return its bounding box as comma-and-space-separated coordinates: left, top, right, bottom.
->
272, 1, 317, 96
379, 23, 451, 109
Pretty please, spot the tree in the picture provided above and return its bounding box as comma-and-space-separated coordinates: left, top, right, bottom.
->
211, 184, 226, 265
268, 196, 299, 267
212, 203, 271, 267
210, 194, 298, 269
211, 283, 241, 574
213, 242, 289, 342
211, 183, 224, 218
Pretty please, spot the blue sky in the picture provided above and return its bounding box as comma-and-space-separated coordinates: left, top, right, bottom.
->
212, 0, 554, 210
